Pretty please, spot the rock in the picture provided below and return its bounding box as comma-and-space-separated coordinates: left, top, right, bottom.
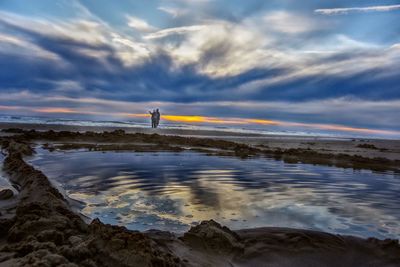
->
0, 189, 14, 200
87, 219, 180, 266
111, 129, 126, 136
182, 220, 243, 254
1, 128, 26, 133
42, 253, 69, 265
4, 140, 34, 156
68, 236, 83, 246
37, 230, 65, 245
0, 218, 15, 235
19, 249, 70, 266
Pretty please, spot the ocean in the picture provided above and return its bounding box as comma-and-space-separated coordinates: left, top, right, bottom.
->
0, 114, 371, 139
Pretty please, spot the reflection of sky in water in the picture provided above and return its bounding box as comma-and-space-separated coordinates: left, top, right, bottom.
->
30, 148, 400, 239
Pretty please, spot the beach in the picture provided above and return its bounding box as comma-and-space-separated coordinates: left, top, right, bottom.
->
0, 124, 399, 266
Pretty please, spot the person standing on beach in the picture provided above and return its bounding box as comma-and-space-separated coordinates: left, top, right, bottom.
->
155, 109, 161, 128
149, 110, 157, 128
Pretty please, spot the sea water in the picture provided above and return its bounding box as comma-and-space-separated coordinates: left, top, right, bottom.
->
0, 114, 358, 138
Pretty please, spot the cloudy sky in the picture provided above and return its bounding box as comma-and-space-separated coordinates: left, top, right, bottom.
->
0, 0, 399, 137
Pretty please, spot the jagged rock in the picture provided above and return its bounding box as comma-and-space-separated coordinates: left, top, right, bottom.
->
0, 188, 14, 200
37, 230, 65, 245
68, 236, 83, 246
182, 220, 244, 254
3, 140, 34, 156
0, 218, 15, 236
111, 129, 126, 136
19, 249, 70, 266
87, 218, 181, 266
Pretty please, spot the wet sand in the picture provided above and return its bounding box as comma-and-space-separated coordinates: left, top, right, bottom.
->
0, 126, 400, 266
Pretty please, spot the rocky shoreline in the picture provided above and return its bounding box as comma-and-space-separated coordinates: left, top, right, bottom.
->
2, 128, 400, 172
0, 129, 400, 266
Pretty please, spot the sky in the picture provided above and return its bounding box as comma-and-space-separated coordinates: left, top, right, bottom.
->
0, 0, 399, 137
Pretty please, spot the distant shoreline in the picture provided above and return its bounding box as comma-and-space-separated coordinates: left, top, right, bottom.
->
1, 121, 397, 140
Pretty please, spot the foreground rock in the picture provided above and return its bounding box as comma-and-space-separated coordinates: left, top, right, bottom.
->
0, 139, 180, 266
182, 220, 243, 254
0, 138, 399, 267
0, 189, 13, 200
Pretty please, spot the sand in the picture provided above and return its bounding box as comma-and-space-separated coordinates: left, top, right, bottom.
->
0, 125, 399, 266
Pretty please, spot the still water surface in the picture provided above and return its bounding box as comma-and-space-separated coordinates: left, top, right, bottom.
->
30, 148, 400, 239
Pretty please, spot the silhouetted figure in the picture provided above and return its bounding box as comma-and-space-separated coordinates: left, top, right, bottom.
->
155, 109, 161, 128
149, 110, 157, 128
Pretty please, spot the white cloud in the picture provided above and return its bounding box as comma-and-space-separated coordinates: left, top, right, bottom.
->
0, 12, 109, 45
111, 34, 152, 66
390, 43, 400, 50
0, 11, 152, 67
144, 25, 206, 39
234, 38, 397, 95
0, 33, 61, 60
1, 6, 398, 86
146, 20, 273, 77
158, 6, 186, 18
300, 34, 381, 53
315, 5, 400, 15
126, 16, 157, 32
263, 11, 326, 34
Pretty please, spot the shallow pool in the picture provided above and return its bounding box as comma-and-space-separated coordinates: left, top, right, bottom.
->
29, 148, 400, 239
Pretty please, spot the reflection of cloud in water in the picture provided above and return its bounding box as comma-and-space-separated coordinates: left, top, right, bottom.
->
29, 149, 400, 238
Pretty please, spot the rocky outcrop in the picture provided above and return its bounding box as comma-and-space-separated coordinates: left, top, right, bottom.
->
0, 139, 181, 267
0, 189, 13, 200
86, 219, 180, 266
182, 220, 243, 254
3, 128, 399, 171
1, 140, 34, 157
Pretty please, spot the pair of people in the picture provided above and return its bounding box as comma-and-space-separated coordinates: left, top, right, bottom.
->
149, 109, 160, 128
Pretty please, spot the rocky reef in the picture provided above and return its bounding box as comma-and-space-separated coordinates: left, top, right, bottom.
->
3, 128, 400, 172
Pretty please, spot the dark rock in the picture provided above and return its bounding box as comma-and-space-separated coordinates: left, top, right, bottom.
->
37, 230, 65, 245
4, 140, 34, 156
357, 143, 378, 149
87, 218, 180, 266
0, 189, 14, 200
182, 220, 243, 254
1, 128, 26, 133
68, 236, 83, 246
